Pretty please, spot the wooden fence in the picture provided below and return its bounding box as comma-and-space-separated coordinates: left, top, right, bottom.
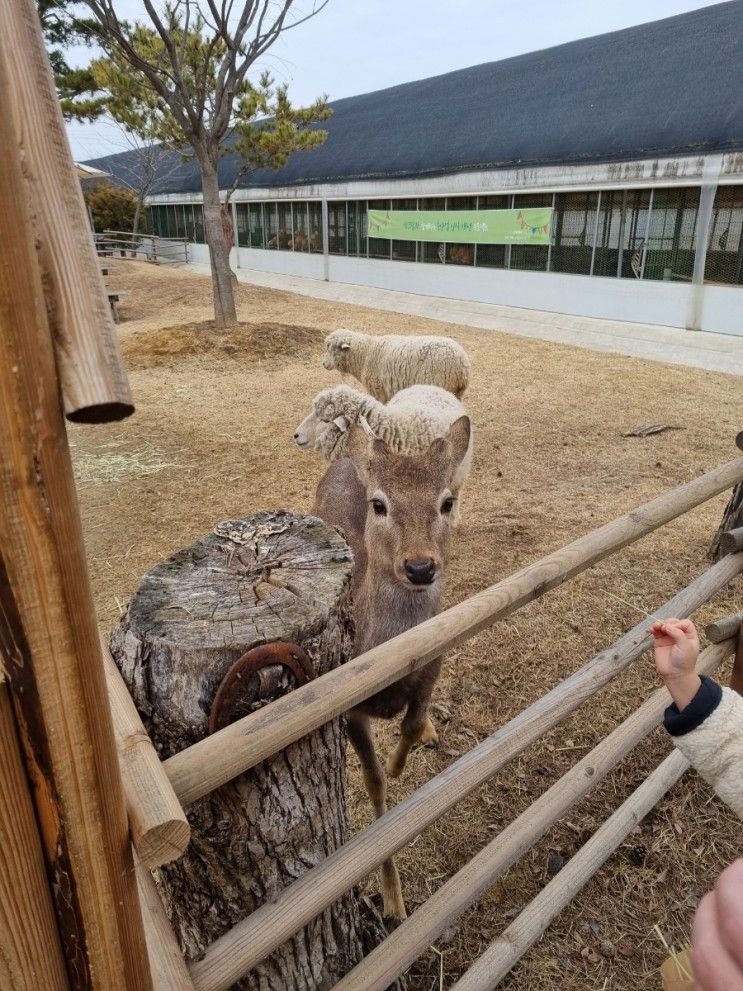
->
95, 229, 189, 265
1, 5, 743, 990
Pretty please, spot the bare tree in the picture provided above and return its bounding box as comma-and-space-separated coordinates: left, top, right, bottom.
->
104, 125, 185, 236
83, 1, 330, 329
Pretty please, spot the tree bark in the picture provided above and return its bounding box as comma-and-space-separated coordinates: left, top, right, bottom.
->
110, 512, 365, 990
710, 482, 743, 560
200, 155, 238, 329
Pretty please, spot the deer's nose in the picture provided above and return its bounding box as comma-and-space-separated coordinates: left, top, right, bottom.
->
405, 558, 436, 585
293, 431, 300, 440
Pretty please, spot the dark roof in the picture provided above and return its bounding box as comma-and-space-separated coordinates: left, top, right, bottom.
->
84, 1, 743, 194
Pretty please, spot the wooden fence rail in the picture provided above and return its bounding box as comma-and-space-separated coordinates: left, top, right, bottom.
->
187, 555, 742, 991
96, 231, 189, 265
135, 854, 196, 991
705, 610, 743, 643
450, 749, 690, 991
103, 638, 190, 869
329, 638, 734, 991
165, 455, 743, 808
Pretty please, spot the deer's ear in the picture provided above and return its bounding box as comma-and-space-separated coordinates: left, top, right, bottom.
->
447, 416, 472, 490
345, 423, 373, 482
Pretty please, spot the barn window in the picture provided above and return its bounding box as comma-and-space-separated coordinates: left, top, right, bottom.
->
308, 203, 323, 253
549, 192, 598, 275
248, 204, 264, 248
368, 199, 392, 259
643, 187, 699, 281
705, 185, 743, 285
510, 193, 552, 272
328, 201, 347, 254
475, 194, 509, 269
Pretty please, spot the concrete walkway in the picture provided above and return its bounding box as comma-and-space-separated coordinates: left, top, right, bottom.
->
189, 263, 743, 376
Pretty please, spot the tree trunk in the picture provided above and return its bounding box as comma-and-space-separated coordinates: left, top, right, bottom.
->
132, 197, 142, 237
200, 157, 238, 329
711, 481, 743, 560
110, 512, 365, 989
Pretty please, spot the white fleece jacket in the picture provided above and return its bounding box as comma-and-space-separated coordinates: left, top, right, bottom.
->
665, 680, 743, 818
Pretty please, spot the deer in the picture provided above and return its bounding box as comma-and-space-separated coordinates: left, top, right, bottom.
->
313, 415, 471, 920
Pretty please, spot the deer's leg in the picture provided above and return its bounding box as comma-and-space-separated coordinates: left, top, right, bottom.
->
386, 699, 434, 779
386, 660, 442, 779
347, 709, 406, 920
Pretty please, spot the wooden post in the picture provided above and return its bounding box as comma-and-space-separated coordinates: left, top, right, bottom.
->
328, 639, 733, 991
111, 513, 366, 989
0, 675, 70, 991
187, 555, 743, 991
0, 40, 152, 991
0, 0, 133, 423
449, 750, 690, 991
103, 637, 190, 869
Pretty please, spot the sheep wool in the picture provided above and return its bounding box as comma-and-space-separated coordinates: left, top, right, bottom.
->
323, 329, 470, 402
308, 384, 473, 493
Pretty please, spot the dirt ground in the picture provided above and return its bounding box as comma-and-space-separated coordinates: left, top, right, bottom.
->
74, 262, 741, 990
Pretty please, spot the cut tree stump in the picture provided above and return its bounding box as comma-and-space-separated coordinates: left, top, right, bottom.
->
111, 511, 365, 990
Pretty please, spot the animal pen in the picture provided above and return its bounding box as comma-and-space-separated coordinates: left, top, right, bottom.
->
1, 5, 743, 991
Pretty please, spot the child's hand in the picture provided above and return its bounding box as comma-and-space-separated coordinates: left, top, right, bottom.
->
650, 618, 701, 711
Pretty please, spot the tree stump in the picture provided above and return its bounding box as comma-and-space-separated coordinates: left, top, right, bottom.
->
711, 434, 743, 561
111, 511, 363, 990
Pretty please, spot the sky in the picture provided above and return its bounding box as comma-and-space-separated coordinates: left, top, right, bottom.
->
66, 0, 723, 161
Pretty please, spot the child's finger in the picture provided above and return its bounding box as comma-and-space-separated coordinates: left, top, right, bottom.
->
674, 618, 697, 636
663, 624, 691, 648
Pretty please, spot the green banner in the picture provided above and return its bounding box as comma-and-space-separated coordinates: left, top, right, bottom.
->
367, 208, 552, 245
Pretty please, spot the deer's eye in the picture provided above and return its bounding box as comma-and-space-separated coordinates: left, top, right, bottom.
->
441, 496, 455, 515
371, 498, 387, 517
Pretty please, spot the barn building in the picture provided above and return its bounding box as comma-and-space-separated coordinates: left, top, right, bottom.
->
86, 1, 743, 336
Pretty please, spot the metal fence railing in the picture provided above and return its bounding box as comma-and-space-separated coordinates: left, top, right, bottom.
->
94, 230, 189, 265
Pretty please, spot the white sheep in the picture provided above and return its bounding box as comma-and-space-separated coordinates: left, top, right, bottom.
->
323, 329, 471, 402
294, 384, 473, 489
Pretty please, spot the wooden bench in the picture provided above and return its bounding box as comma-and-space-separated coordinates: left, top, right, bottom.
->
107, 290, 129, 323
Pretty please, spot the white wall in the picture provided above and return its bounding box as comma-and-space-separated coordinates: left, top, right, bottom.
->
326, 256, 701, 330
698, 285, 743, 337
189, 242, 742, 337
234, 247, 325, 279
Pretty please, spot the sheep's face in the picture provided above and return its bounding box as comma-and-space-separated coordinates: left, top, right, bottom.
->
323, 332, 353, 370
346, 417, 471, 591
294, 411, 348, 457
293, 411, 320, 450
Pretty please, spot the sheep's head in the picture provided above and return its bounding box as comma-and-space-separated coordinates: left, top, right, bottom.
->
323, 329, 356, 370
294, 407, 349, 459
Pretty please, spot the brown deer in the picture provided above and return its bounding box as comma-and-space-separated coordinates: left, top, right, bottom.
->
314, 416, 471, 919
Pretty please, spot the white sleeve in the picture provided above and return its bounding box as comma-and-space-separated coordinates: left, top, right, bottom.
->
672, 687, 743, 819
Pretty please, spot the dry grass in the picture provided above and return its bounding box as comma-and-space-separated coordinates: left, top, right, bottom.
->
78, 262, 741, 990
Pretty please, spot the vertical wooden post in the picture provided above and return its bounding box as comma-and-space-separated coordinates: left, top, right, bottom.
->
0, 42, 153, 991
0, 674, 70, 991
731, 628, 743, 697
0, 0, 133, 423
